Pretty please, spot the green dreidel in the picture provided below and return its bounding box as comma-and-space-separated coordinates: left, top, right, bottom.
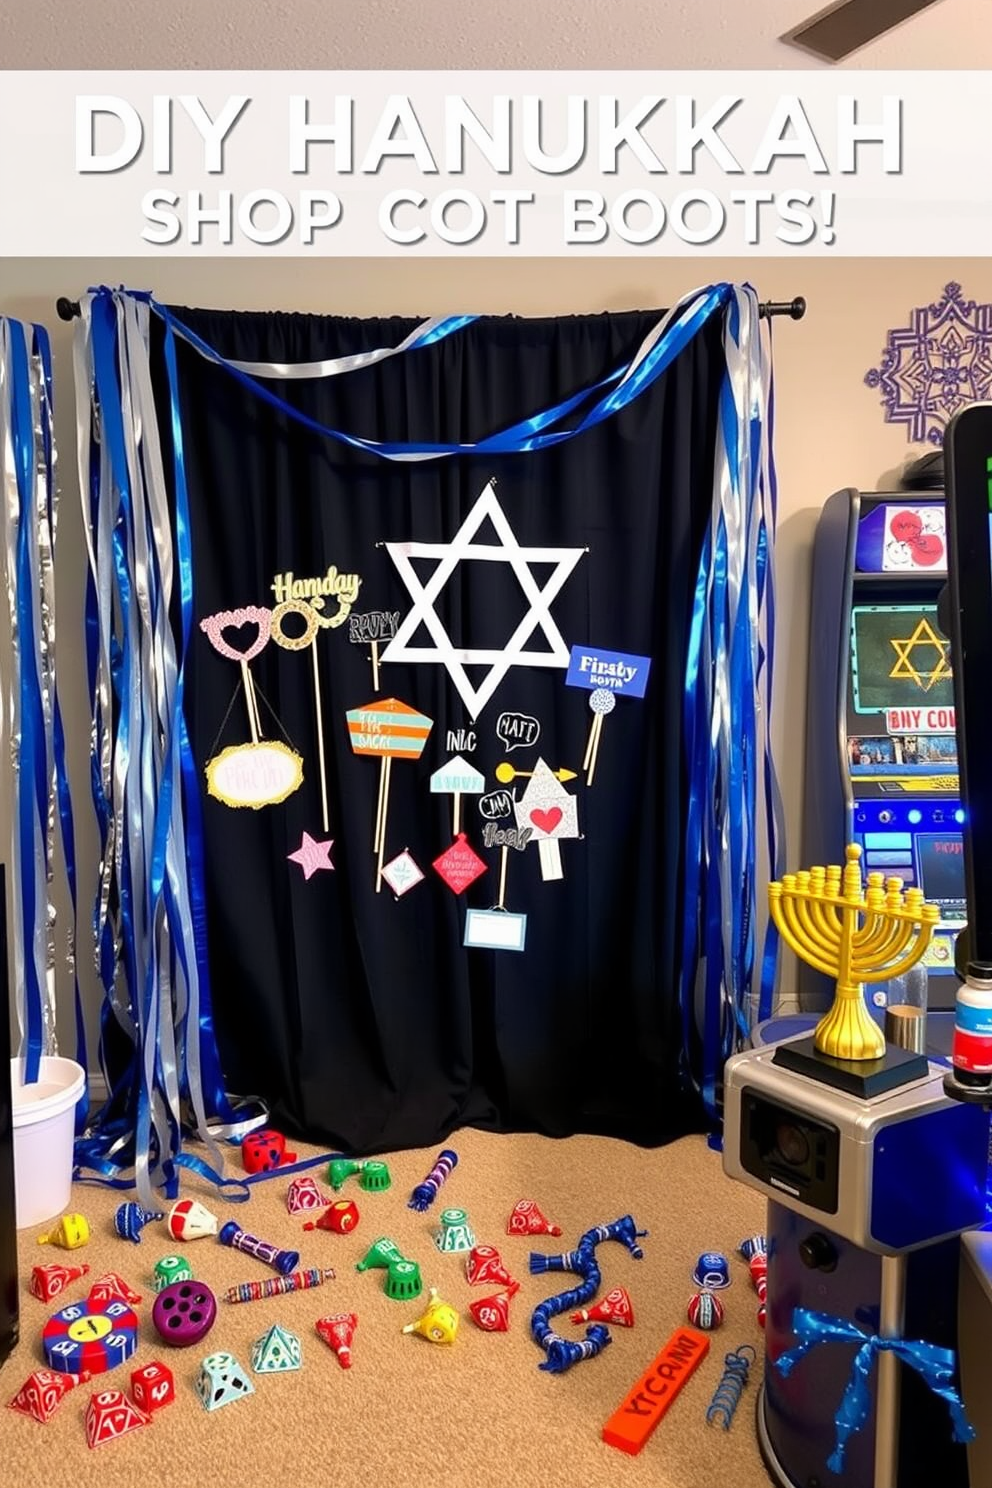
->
384, 1258, 423, 1301
434, 1208, 476, 1254
154, 1254, 193, 1292
356, 1236, 404, 1272
328, 1158, 364, 1191
359, 1160, 392, 1193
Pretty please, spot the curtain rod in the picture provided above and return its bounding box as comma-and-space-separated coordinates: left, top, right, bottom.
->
54, 295, 807, 324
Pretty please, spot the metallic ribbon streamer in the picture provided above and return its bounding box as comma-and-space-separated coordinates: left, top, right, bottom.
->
678, 285, 784, 1129
0, 317, 65, 1080
73, 291, 267, 1209
775, 1307, 975, 1474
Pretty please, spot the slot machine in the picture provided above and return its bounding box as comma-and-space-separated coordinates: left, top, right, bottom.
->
803, 457, 966, 1013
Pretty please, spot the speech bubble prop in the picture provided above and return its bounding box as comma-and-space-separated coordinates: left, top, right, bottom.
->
430, 755, 485, 835
479, 789, 514, 821
205, 741, 304, 810
346, 698, 433, 891
496, 711, 541, 753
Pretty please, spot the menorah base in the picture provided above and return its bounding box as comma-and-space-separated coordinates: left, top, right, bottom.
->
772, 1035, 929, 1099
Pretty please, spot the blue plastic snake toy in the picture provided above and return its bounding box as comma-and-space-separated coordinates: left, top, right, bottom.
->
529, 1215, 648, 1374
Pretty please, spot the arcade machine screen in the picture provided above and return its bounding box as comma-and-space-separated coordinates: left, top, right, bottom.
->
845, 597, 966, 973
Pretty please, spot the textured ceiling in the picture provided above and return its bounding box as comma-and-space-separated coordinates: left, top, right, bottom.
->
0, 0, 984, 69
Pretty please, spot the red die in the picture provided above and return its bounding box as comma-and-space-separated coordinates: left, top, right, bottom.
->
129, 1361, 175, 1413
241, 1128, 297, 1175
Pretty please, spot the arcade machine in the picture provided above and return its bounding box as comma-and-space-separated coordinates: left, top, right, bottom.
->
803, 456, 966, 1016
723, 411, 992, 1488
1, 866, 19, 1365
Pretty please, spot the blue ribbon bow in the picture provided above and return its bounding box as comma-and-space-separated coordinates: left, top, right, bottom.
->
775, 1307, 976, 1474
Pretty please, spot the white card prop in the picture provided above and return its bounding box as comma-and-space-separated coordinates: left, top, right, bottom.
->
381, 850, 425, 899
513, 758, 579, 882
380, 480, 586, 719
430, 755, 485, 835
464, 908, 527, 953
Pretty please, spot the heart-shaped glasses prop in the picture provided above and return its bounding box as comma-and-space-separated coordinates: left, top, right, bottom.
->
199, 608, 271, 743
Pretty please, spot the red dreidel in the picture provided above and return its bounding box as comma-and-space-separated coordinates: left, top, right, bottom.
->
30, 1262, 90, 1303
465, 1245, 515, 1287
88, 1272, 143, 1307
287, 1176, 330, 1215
571, 1285, 635, 1327
130, 1361, 175, 1413
85, 1388, 151, 1448
506, 1198, 562, 1236
304, 1198, 360, 1234
316, 1313, 358, 1368
8, 1368, 90, 1423
469, 1282, 520, 1332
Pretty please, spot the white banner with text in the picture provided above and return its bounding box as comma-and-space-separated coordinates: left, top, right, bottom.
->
1, 70, 990, 256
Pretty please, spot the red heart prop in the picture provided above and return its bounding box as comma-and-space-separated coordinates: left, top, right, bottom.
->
530, 807, 562, 834
890, 511, 922, 544
912, 533, 944, 566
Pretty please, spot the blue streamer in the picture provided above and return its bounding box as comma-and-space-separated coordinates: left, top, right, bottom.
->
775, 1307, 975, 1474
7, 321, 47, 1083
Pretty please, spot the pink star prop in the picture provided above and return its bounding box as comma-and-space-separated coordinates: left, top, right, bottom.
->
288, 831, 335, 880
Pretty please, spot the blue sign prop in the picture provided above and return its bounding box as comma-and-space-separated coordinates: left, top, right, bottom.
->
565, 646, 651, 698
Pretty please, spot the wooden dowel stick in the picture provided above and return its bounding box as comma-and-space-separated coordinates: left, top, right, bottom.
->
371, 641, 380, 692
587, 716, 604, 788
311, 643, 330, 833
498, 846, 508, 909
241, 661, 259, 743
582, 715, 596, 773
453, 792, 461, 837
373, 757, 387, 853
375, 755, 392, 892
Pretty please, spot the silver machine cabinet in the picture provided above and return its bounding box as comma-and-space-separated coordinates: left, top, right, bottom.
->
723, 1038, 989, 1255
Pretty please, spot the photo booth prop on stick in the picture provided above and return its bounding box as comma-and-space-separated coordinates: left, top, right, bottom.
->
513, 759, 580, 881
346, 698, 433, 891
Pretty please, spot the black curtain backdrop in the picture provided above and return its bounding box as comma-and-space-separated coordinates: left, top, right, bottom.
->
150, 303, 726, 1156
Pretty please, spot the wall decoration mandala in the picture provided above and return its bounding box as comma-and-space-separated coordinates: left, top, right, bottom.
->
864, 282, 992, 446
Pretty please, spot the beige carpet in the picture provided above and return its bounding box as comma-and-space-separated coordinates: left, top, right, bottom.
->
2, 1128, 771, 1488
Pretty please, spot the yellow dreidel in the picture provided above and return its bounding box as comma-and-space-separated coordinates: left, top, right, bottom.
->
402, 1287, 460, 1344
37, 1213, 90, 1249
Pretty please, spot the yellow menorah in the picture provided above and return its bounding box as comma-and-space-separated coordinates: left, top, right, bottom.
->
769, 843, 940, 1062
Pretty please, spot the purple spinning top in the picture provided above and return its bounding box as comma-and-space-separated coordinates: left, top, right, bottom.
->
151, 1279, 217, 1348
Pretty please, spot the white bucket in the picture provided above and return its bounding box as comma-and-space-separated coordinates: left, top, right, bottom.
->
10, 1057, 87, 1229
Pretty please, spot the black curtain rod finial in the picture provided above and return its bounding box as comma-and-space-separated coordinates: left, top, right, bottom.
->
56, 297, 81, 322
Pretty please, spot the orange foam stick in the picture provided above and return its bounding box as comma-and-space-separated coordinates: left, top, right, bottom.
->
602, 1327, 711, 1456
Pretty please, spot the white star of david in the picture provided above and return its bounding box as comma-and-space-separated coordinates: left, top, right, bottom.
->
380, 480, 585, 719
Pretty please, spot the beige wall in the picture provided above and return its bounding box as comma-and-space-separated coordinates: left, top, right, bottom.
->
2, 255, 989, 1057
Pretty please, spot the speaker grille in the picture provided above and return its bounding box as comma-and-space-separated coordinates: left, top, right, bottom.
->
783, 0, 944, 62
